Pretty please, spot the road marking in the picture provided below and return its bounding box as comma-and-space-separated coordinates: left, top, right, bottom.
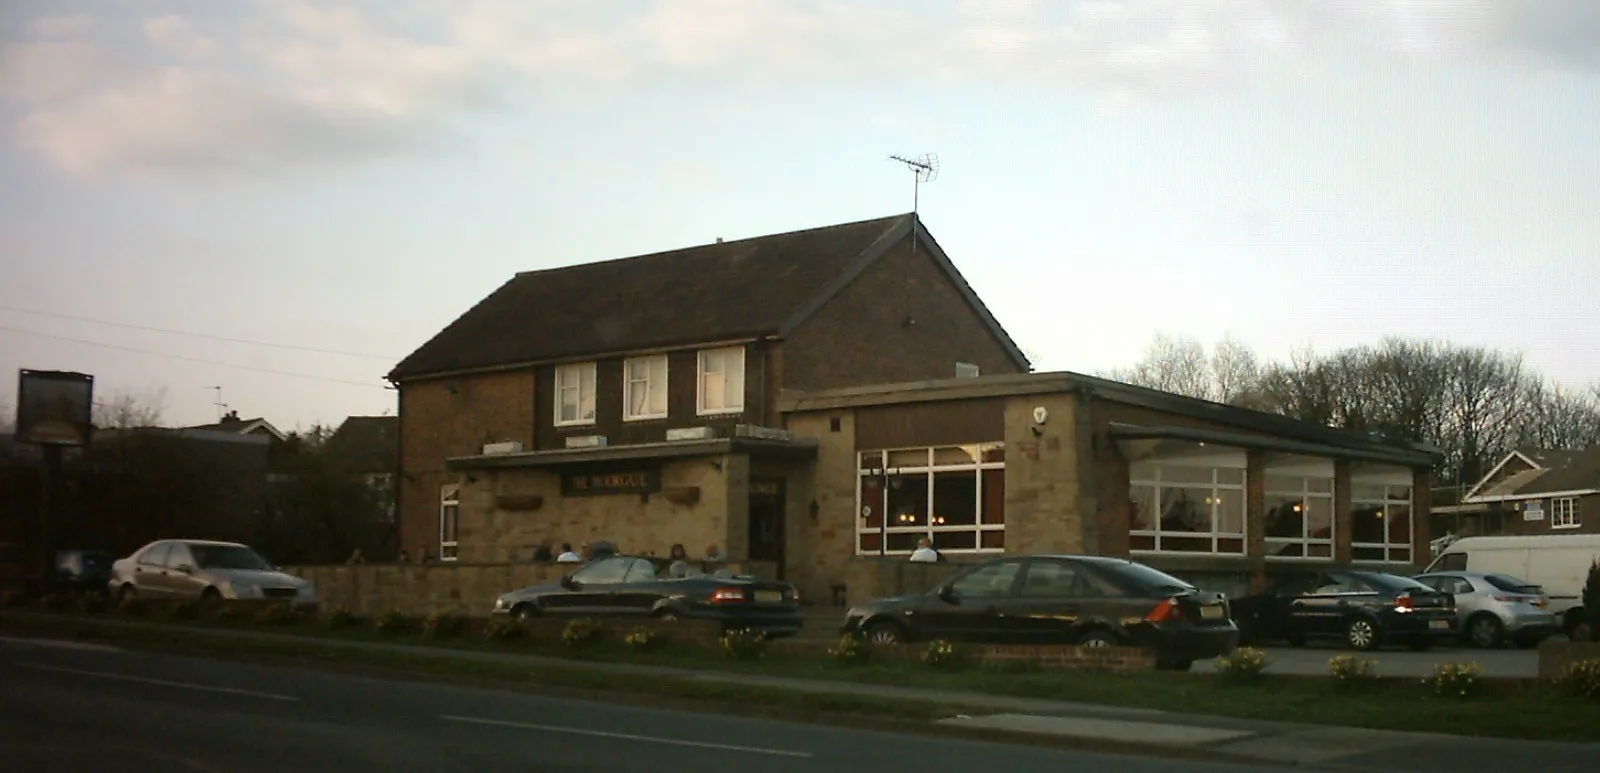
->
12, 662, 300, 702
439, 714, 814, 758
0, 636, 125, 653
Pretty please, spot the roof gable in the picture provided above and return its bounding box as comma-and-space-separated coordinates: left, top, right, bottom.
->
389, 213, 918, 381
1463, 445, 1600, 501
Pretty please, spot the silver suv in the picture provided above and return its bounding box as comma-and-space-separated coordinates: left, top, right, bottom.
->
1413, 570, 1557, 649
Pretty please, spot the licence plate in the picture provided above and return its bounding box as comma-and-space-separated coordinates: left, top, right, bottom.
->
754, 590, 782, 604
1200, 605, 1225, 620
1429, 619, 1450, 630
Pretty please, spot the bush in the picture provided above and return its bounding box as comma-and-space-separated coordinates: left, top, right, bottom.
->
721, 627, 768, 661
164, 600, 201, 621
116, 596, 146, 617
75, 593, 108, 615
1584, 559, 1600, 642
373, 610, 417, 635
40, 592, 74, 612
322, 607, 360, 630
421, 611, 467, 641
484, 616, 526, 643
828, 633, 872, 667
209, 604, 244, 626
1328, 654, 1379, 691
922, 638, 967, 671
624, 627, 667, 653
1554, 658, 1600, 700
1213, 647, 1270, 684
256, 602, 302, 626
563, 618, 606, 650
1423, 662, 1484, 700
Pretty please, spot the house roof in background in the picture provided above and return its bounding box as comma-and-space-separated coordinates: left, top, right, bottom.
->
184, 413, 286, 442
387, 212, 1028, 381
324, 416, 398, 472
1464, 445, 1600, 501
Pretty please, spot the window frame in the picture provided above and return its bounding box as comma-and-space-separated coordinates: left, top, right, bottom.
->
1552, 497, 1580, 530
1350, 483, 1414, 565
1129, 462, 1248, 556
696, 346, 746, 416
439, 483, 460, 562
855, 444, 1006, 556
554, 362, 598, 427
1263, 473, 1336, 561
622, 354, 669, 422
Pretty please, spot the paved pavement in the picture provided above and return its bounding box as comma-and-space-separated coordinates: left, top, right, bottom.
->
2, 617, 1594, 771
0, 636, 1290, 773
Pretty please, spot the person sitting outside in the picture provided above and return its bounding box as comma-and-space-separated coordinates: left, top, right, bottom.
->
909, 537, 941, 563
555, 543, 582, 563
704, 543, 726, 562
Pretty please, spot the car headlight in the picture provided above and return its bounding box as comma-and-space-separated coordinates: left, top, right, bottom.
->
494, 596, 510, 610
229, 583, 262, 599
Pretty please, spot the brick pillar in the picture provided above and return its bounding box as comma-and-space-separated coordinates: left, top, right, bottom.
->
1333, 460, 1353, 565
1246, 451, 1267, 591
1411, 468, 1432, 568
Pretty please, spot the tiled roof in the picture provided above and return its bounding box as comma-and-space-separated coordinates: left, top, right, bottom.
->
389, 212, 1024, 380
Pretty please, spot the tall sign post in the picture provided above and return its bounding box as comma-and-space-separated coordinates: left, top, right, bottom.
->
14, 369, 95, 586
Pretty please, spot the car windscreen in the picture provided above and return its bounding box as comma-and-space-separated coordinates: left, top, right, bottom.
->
1483, 574, 1542, 594
1094, 561, 1198, 593
190, 545, 273, 571
1354, 572, 1434, 592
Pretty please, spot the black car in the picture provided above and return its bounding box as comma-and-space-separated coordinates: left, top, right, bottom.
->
840, 554, 1240, 671
1231, 569, 1457, 651
51, 549, 113, 595
491, 554, 805, 638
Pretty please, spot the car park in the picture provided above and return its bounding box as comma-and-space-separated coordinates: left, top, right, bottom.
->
839, 554, 1239, 671
1231, 569, 1457, 651
1413, 570, 1557, 648
108, 539, 316, 606
492, 554, 805, 638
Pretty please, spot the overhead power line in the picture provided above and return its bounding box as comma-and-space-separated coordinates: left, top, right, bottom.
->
0, 305, 401, 360
0, 324, 395, 390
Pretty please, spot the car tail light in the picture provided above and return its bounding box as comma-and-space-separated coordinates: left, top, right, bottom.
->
784, 587, 799, 604
1395, 593, 1414, 612
1145, 598, 1185, 623
709, 587, 746, 604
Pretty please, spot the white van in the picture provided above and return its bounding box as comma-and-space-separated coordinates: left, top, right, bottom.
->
1423, 534, 1600, 640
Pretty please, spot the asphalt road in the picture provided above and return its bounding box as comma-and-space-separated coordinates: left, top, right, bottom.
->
1196, 643, 1540, 678
0, 636, 1295, 773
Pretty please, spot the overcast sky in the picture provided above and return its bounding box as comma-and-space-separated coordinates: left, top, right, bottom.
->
2, 0, 1598, 432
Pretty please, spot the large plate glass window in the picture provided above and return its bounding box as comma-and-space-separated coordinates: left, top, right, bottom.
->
1129, 462, 1247, 555
856, 444, 1005, 556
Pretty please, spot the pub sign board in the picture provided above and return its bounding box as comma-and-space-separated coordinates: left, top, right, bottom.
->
561, 467, 661, 497
16, 369, 95, 447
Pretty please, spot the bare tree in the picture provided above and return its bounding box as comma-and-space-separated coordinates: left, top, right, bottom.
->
1515, 381, 1600, 450
92, 387, 169, 430
1210, 335, 1262, 405
1439, 348, 1530, 486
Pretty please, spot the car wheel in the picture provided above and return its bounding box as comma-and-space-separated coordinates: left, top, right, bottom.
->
116, 584, 136, 603
1077, 629, 1119, 648
1466, 614, 1504, 648
511, 603, 539, 622
863, 620, 906, 645
199, 587, 223, 607
1345, 618, 1379, 651
652, 609, 680, 622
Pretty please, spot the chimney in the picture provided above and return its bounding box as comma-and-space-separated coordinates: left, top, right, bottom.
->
715, 237, 723, 244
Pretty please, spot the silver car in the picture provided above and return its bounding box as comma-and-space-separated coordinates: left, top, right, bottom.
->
109, 539, 316, 606
1413, 570, 1557, 649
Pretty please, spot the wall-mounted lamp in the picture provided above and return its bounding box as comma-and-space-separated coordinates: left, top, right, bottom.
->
466, 474, 478, 484
809, 499, 820, 522
709, 460, 723, 472
446, 382, 460, 395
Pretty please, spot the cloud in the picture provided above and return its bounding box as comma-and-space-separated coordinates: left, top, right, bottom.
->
2, 0, 1597, 178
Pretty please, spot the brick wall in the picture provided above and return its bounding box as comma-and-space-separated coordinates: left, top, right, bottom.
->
285, 560, 779, 617
457, 459, 736, 564
782, 235, 1025, 391
1002, 393, 1086, 555
783, 412, 859, 603
398, 371, 535, 559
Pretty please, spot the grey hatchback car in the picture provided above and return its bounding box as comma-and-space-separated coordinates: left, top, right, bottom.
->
1413, 570, 1557, 648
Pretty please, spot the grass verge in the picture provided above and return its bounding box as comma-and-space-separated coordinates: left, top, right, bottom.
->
9, 608, 1600, 743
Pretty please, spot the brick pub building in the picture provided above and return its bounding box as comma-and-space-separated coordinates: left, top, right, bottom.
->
388, 213, 1439, 605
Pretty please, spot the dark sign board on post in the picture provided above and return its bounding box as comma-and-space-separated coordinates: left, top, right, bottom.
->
561, 467, 661, 497
16, 369, 95, 447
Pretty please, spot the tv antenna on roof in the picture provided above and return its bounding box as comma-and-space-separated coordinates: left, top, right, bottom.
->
206, 386, 228, 421
888, 153, 939, 215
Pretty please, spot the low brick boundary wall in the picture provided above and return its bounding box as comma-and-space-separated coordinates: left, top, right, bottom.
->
1537, 639, 1600, 679
769, 640, 1156, 672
